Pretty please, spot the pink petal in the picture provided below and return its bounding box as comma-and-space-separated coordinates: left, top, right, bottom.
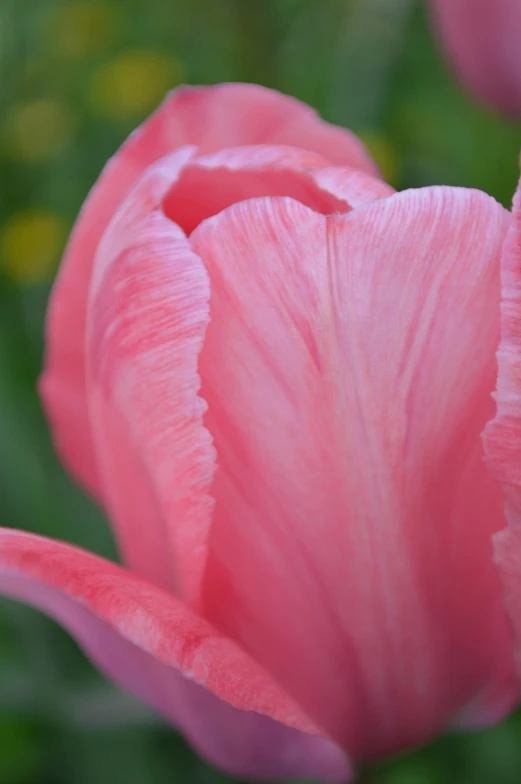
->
85, 153, 214, 600
39, 136, 195, 499
164, 83, 378, 172
191, 190, 516, 757
430, 0, 521, 115
0, 529, 350, 781
40, 84, 377, 502
484, 176, 521, 528
483, 176, 521, 680
164, 144, 394, 235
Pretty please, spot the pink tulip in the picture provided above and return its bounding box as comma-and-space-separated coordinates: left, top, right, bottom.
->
0, 82, 519, 781
430, 0, 521, 116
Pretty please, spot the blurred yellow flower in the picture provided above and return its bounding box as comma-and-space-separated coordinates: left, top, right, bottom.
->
89, 50, 184, 120
1, 211, 67, 284
3, 99, 73, 162
359, 132, 401, 187
49, 1, 120, 59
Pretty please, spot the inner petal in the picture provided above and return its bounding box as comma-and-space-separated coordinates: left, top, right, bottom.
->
162, 145, 391, 236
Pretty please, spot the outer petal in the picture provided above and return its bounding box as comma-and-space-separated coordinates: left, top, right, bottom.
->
484, 176, 521, 677
40, 83, 377, 500
191, 191, 516, 757
40, 132, 195, 500
430, 0, 521, 116
85, 153, 214, 600
164, 144, 394, 235
0, 529, 350, 782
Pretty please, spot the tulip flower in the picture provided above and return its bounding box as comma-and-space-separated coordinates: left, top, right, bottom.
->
0, 82, 520, 782
430, 0, 521, 116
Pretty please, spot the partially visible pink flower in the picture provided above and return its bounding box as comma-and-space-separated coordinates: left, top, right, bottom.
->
0, 82, 519, 782
430, 0, 521, 116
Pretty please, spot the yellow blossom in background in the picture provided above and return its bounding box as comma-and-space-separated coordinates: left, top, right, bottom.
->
48, 1, 120, 59
359, 131, 401, 187
88, 50, 184, 120
1, 211, 67, 284
2, 99, 73, 162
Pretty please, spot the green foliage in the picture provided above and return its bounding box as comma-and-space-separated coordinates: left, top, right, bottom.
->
0, 1, 520, 782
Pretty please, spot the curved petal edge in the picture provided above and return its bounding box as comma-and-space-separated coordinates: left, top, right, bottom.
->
0, 528, 352, 782
484, 175, 521, 689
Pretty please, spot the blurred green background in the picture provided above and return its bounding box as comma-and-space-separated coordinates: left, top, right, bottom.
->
1, 1, 521, 782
